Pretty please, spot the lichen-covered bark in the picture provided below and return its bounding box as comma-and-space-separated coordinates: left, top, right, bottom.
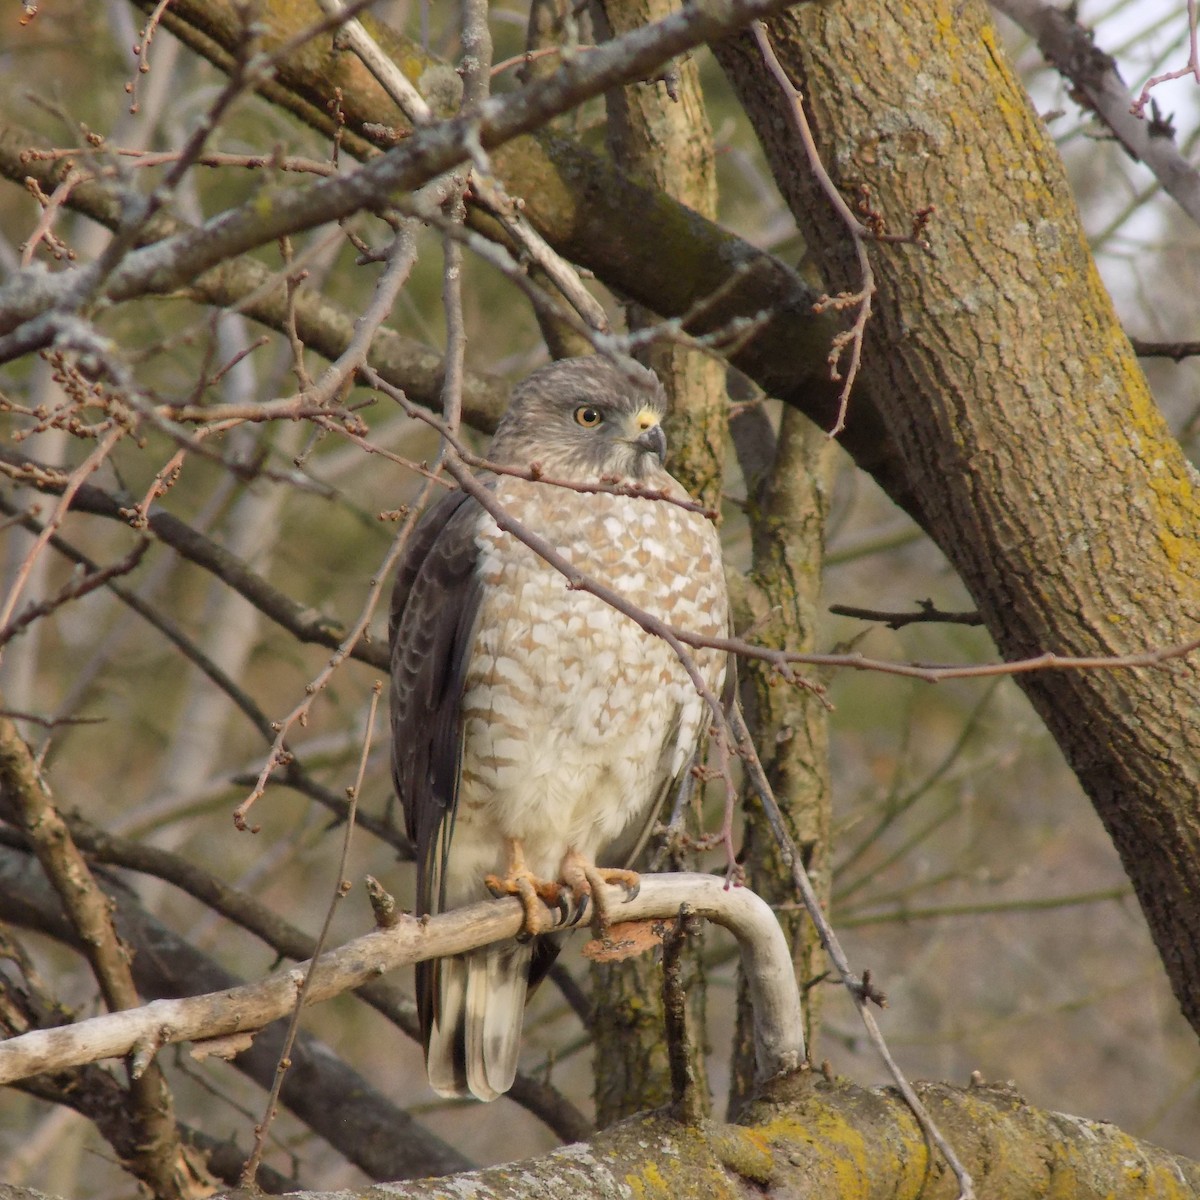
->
104, 1076, 1194, 1199
712, 0, 1200, 1034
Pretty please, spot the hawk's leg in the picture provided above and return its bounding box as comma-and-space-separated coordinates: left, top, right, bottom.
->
561, 849, 641, 932
484, 838, 568, 940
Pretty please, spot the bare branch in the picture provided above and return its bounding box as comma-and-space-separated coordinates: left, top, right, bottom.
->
1131, 337, 1200, 361
0, 716, 211, 1197
0, 0, 804, 355
0, 873, 803, 1089
0, 843, 473, 1180
315, 0, 433, 125
991, 0, 1200, 228
829, 600, 984, 629
0, 444, 387, 669
0, 537, 149, 648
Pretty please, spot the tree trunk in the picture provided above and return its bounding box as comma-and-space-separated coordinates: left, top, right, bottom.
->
712, 0, 1200, 1034
729, 404, 832, 1112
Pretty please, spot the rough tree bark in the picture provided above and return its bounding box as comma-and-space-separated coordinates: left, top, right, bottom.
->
712, 0, 1200, 1037
50, 1075, 1200, 1199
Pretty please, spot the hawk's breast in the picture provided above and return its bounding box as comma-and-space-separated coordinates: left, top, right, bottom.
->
448, 476, 727, 898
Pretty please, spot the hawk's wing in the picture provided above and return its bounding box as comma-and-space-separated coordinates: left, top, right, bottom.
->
389, 487, 482, 916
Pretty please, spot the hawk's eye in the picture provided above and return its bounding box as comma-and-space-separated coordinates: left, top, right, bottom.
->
573, 405, 603, 428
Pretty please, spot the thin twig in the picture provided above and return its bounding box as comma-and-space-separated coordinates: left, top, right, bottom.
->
825, 886, 1133, 927
232, 517, 409, 830
992, 0, 1200, 228
1130, 0, 1200, 118
751, 21, 871, 437
240, 681, 379, 1185
729, 704, 975, 1199
0, 424, 123, 654
0, 538, 149, 648
830, 600, 984, 629
304, 225, 420, 407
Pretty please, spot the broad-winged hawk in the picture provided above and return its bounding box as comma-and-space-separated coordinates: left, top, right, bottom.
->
389, 355, 728, 1100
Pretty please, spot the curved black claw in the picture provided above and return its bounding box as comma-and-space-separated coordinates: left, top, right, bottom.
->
554, 890, 573, 926
622, 878, 641, 902
572, 889, 591, 926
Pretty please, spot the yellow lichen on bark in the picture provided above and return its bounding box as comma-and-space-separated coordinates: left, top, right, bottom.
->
713, 0, 1200, 1041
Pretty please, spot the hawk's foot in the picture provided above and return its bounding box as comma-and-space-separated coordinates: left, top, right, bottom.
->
485, 840, 567, 939
561, 851, 641, 932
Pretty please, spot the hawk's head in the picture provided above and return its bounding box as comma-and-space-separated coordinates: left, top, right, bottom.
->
488, 356, 670, 482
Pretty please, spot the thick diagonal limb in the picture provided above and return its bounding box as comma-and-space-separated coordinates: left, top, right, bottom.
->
484, 839, 565, 938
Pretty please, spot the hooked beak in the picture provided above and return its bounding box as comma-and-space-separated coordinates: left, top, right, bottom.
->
634, 421, 667, 463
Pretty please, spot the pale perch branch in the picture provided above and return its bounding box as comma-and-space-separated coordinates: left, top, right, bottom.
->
0, 873, 804, 1087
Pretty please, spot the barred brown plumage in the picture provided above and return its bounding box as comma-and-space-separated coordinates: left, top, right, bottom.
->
389, 356, 728, 1101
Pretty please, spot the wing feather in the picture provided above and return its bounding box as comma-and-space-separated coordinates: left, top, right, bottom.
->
389, 488, 482, 912
389, 488, 488, 1061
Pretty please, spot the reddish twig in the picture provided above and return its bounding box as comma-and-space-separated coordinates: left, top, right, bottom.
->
20, 170, 83, 266
751, 21, 872, 438
127, 0, 173, 114
0, 423, 123, 652
0, 538, 149, 649
750, 22, 932, 438
1131, 0, 1200, 118
21, 144, 341, 177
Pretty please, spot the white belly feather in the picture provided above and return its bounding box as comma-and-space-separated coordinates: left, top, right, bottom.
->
443, 479, 726, 908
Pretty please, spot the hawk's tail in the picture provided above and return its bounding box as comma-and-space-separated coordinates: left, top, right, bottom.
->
424, 942, 530, 1101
